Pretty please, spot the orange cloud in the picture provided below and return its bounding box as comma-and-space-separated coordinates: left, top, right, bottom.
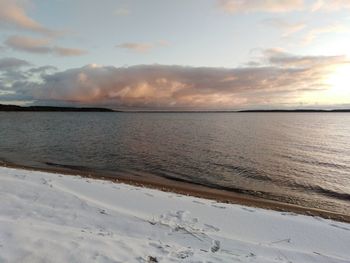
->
53, 47, 88, 57
5, 35, 51, 53
116, 41, 169, 53
116, 42, 154, 53
5, 35, 87, 56
116, 42, 153, 53
0, 0, 57, 35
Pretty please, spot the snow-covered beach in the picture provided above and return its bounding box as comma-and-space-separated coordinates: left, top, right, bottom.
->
0, 166, 349, 263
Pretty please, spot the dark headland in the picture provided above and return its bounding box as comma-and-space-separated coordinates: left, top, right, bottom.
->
0, 104, 115, 112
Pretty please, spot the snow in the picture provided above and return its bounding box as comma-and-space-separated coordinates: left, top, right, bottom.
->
0, 166, 349, 263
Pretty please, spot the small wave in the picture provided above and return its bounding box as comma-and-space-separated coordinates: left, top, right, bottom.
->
280, 154, 349, 170
212, 162, 273, 182
285, 178, 350, 202
308, 185, 350, 202
44, 162, 93, 172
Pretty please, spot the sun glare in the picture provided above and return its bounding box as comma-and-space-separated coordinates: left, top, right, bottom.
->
326, 64, 350, 100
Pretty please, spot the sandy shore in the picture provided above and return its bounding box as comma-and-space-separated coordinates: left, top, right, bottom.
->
1, 161, 349, 223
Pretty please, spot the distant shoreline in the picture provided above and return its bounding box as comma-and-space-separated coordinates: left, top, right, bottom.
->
120, 109, 350, 113
1, 103, 349, 112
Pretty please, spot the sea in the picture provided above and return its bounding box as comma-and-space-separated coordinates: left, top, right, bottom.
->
0, 112, 349, 215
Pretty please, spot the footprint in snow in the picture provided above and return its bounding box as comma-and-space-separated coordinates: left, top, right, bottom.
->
211, 240, 221, 253
281, 212, 298, 217
204, 223, 220, 232
242, 207, 255, 213
172, 249, 194, 259
149, 242, 170, 255
329, 223, 350, 231
192, 200, 205, 205
98, 209, 108, 215
40, 178, 51, 185
211, 204, 226, 209
14, 174, 26, 179
144, 193, 154, 197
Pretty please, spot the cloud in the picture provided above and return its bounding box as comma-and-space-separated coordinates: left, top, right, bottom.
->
263, 48, 347, 68
303, 24, 348, 44
0, 57, 31, 71
116, 42, 154, 53
114, 8, 130, 16
27, 65, 57, 74
53, 47, 87, 57
5, 35, 51, 53
116, 41, 170, 53
263, 18, 306, 37
218, 0, 304, 13
0, 0, 57, 35
4, 35, 87, 56
311, 0, 350, 12
1, 51, 348, 109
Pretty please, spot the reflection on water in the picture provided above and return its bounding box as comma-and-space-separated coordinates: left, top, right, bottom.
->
0, 112, 349, 214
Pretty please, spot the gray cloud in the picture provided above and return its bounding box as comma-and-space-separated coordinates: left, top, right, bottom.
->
4, 35, 87, 57
0, 57, 31, 71
263, 49, 348, 67
27, 65, 57, 74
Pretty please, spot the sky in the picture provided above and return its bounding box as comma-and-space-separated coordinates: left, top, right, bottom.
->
0, 0, 350, 110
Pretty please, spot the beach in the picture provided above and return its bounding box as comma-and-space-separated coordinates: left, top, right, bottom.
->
2, 160, 350, 224
1, 166, 349, 262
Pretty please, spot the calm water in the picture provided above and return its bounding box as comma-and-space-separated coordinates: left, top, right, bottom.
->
0, 112, 350, 214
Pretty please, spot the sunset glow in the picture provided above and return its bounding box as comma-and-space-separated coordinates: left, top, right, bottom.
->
326, 64, 350, 101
